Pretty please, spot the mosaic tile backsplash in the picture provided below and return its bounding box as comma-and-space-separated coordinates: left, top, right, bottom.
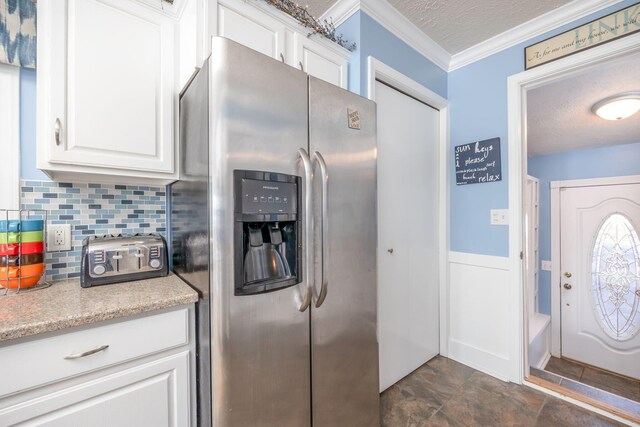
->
20, 180, 167, 281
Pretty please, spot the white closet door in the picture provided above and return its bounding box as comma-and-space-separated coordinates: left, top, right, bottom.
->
376, 81, 440, 392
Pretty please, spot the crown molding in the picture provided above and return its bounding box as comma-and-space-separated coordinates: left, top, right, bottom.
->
449, 0, 625, 71
321, 0, 450, 71
320, 0, 360, 27
322, 0, 624, 72
361, 0, 450, 70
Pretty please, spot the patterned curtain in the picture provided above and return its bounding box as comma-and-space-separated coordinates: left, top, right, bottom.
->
0, 0, 36, 68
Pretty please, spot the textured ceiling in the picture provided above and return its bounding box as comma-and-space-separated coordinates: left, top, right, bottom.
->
305, 0, 574, 54
527, 52, 640, 157
305, 0, 338, 20
385, 0, 572, 54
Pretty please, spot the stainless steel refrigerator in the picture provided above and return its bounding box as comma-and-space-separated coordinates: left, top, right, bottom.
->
172, 37, 378, 427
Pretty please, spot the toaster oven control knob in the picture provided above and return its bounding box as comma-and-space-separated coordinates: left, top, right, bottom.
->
149, 259, 161, 269
93, 264, 107, 275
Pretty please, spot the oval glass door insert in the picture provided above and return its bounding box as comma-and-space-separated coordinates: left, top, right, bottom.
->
591, 213, 640, 341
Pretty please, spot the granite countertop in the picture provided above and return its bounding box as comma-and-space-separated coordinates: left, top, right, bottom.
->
0, 273, 199, 343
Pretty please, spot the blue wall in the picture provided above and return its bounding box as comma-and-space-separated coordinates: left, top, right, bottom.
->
338, 11, 448, 99
336, 12, 362, 94
528, 141, 640, 315
19, 68, 47, 180
448, 0, 640, 256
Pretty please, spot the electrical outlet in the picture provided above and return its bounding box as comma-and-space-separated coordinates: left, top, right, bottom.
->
48, 224, 72, 251
541, 260, 552, 271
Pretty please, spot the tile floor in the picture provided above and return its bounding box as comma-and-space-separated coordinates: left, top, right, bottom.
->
544, 357, 640, 403
381, 355, 625, 426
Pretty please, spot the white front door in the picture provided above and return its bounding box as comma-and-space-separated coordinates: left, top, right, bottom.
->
560, 183, 640, 379
376, 80, 440, 392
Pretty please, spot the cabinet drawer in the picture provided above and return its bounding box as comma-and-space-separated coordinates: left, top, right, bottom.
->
0, 308, 189, 398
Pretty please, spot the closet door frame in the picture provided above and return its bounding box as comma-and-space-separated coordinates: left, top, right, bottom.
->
367, 57, 449, 357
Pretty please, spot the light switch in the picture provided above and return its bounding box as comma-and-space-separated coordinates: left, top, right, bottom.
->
541, 260, 552, 271
490, 209, 509, 225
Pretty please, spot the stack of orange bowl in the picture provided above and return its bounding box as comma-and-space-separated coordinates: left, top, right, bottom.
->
0, 219, 45, 289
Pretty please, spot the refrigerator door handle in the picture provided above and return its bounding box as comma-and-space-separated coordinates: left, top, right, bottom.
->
298, 148, 314, 312
313, 151, 329, 308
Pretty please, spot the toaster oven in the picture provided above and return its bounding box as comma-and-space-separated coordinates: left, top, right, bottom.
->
81, 233, 168, 287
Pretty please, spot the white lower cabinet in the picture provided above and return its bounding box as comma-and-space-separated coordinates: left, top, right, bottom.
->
0, 308, 194, 427
1, 352, 190, 427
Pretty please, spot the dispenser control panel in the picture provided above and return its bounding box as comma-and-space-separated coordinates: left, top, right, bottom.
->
233, 170, 301, 296
240, 178, 297, 215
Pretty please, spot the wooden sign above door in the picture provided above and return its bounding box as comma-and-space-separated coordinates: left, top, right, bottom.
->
524, 2, 640, 70
455, 138, 502, 185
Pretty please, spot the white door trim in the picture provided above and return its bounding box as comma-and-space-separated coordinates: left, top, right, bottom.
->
549, 174, 640, 357
0, 64, 20, 210
507, 32, 640, 382
367, 56, 450, 356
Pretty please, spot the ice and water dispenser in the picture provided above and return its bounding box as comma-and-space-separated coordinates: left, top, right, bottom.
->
234, 170, 301, 295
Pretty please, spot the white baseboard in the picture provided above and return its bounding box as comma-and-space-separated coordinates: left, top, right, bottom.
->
537, 351, 551, 370
448, 339, 511, 382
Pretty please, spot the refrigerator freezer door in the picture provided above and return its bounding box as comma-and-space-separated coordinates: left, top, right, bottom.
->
208, 38, 311, 427
173, 59, 212, 426
308, 76, 380, 426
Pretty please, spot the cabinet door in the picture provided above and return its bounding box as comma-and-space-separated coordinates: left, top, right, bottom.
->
0, 352, 191, 426
294, 34, 348, 89
217, 1, 286, 61
47, 0, 175, 173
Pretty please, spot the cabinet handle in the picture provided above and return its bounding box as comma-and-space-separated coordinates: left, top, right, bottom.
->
299, 61, 304, 72
64, 344, 109, 360
280, 53, 285, 63
54, 118, 62, 146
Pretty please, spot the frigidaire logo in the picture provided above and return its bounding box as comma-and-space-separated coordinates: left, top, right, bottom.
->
262, 186, 279, 190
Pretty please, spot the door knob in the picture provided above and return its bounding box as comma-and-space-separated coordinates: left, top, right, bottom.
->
564, 283, 572, 290
636, 289, 640, 297
564, 272, 572, 278
387, 248, 394, 254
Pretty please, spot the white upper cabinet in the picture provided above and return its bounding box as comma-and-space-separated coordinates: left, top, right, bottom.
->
215, 0, 350, 89
37, 0, 179, 184
218, 0, 286, 61
294, 33, 348, 89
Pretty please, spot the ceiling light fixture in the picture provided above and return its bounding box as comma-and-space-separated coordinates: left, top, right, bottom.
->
591, 92, 640, 121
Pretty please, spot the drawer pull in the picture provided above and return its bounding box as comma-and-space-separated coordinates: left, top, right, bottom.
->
64, 344, 109, 360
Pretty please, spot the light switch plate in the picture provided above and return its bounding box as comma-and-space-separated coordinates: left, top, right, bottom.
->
47, 224, 72, 251
490, 209, 509, 225
541, 260, 552, 271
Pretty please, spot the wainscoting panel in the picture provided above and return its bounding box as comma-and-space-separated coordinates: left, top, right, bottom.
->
448, 251, 512, 381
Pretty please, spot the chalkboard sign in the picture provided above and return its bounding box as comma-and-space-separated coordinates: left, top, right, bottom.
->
455, 138, 502, 185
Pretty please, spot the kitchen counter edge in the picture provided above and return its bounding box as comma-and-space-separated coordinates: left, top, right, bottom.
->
0, 273, 199, 343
